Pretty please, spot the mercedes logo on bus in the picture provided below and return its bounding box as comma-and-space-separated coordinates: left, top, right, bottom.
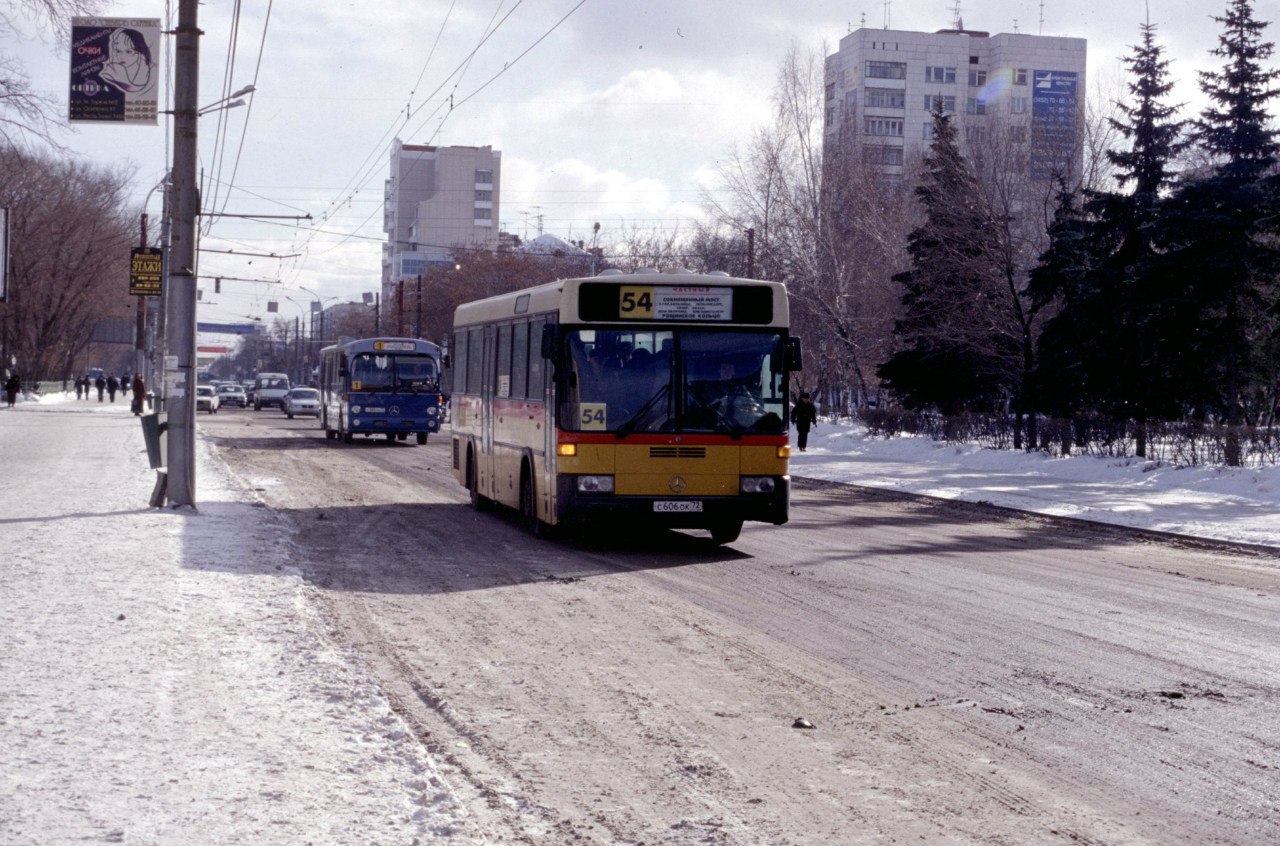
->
668, 475, 688, 494
389, 406, 400, 416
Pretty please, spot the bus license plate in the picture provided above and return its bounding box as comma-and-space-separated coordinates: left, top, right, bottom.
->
654, 500, 702, 513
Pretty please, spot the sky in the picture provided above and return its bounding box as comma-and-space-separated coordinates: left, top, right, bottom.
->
3, 385, 1276, 841
0, 0, 1255, 330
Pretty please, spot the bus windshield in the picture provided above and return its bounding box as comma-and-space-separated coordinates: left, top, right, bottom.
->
350, 352, 439, 393
561, 328, 786, 435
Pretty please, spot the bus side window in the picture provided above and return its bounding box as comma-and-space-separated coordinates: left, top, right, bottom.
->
453, 330, 469, 394
467, 329, 484, 394
496, 324, 513, 398
528, 318, 546, 401
512, 321, 529, 399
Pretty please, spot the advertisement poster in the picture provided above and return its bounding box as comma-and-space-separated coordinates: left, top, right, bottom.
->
1030, 70, 1079, 182
69, 17, 160, 124
129, 247, 163, 297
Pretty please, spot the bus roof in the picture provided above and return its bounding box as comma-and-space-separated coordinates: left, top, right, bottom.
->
453, 270, 788, 328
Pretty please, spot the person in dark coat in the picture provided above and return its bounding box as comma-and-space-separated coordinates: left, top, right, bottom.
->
95, 374, 106, 402
106, 374, 119, 402
131, 373, 146, 415
74, 377, 83, 400
792, 392, 817, 452
4, 373, 19, 407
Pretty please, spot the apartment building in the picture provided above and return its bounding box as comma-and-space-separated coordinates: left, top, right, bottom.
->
382, 141, 502, 305
824, 25, 1087, 182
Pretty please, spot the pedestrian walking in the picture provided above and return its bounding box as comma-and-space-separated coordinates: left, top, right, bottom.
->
4, 373, 20, 408
74, 378, 83, 400
106, 374, 119, 403
792, 392, 817, 452
131, 373, 146, 416
95, 375, 106, 402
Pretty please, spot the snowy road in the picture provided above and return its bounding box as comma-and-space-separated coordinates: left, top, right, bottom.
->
215, 407, 1280, 845
4, 398, 1279, 845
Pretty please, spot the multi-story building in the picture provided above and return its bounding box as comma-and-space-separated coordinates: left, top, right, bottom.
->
382, 141, 501, 306
824, 25, 1087, 182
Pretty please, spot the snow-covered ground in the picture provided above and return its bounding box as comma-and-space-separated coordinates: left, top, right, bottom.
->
2, 390, 1277, 844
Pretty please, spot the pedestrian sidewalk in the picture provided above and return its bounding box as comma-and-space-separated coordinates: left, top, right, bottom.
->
0, 395, 479, 845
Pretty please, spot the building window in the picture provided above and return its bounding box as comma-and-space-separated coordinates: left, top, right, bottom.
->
964, 125, 986, 144
474, 169, 493, 184
924, 66, 956, 84
1009, 125, 1028, 143
865, 60, 906, 80
968, 69, 987, 87
473, 208, 491, 220
966, 97, 987, 115
825, 82, 835, 101
864, 145, 904, 166
475, 190, 492, 201
865, 117, 904, 137
923, 94, 956, 114
969, 55, 980, 64
1014, 68, 1028, 85
923, 123, 936, 140
1011, 96, 1028, 115
865, 87, 905, 109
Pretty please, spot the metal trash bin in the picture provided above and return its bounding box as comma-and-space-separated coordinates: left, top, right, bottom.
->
140, 412, 168, 469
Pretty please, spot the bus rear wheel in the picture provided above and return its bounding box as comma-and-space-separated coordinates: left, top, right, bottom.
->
709, 519, 743, 545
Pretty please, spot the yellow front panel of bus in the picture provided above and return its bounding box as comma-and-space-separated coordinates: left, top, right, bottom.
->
616, 473, 738, 496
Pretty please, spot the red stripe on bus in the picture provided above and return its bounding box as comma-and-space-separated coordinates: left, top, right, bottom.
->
556, 432, 788, 447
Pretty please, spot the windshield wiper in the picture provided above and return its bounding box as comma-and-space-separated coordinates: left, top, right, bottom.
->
616, 383, 671, 438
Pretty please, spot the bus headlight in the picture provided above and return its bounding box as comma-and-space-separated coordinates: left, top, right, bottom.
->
427, 407, 438, 416
576, 475, 614, 494
740, 476, 777, 494
352, 405, 362, 414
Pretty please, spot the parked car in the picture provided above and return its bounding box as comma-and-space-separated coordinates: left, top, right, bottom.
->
282, 387, 321, 419
217, 384, 247, 408
195, 385, 220, 414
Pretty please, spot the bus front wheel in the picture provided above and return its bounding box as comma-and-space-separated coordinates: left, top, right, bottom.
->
709, 519, 743, 546
415, 433, 427, 445
520, 470, 549, 539
468, 456, 490, 512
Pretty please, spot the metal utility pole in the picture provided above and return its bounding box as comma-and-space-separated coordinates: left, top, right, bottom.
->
415, 274, 422, 339
165, 0, 200, 507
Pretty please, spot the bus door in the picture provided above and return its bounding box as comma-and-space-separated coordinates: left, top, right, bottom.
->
481, 324, 496, 490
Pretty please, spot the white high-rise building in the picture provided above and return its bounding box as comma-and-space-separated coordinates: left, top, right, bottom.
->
382, 141, 502, 303
824, 26, 1086, 182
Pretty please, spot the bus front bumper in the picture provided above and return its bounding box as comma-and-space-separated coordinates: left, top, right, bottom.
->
554, 476, 790, 528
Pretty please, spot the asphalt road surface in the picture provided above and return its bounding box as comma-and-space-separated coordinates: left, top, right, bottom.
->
205, 406, 1280, 845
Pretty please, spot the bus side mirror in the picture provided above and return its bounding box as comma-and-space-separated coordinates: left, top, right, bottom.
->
540, 325, 557, 359
442, 353, 451, 369
786, 337, 803, 372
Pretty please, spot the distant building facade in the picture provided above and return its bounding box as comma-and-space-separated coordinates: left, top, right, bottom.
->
824, 26, 1087, 182
382, 141, 502, 306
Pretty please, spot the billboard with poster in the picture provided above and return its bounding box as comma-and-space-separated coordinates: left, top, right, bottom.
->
69, 17, 160, 124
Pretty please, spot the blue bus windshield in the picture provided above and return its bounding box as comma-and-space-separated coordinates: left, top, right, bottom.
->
350, 352, 438, 393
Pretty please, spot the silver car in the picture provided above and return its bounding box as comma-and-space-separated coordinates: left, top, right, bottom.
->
195, 385, 219, 414
282, 387, 321, 419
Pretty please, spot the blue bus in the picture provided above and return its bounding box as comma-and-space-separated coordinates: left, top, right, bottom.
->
317, 337, 444, 444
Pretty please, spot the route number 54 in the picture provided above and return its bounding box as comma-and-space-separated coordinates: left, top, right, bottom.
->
619, 286, 654, 318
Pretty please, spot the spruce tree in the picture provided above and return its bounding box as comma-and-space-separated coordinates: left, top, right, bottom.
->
878, 109, 1014, 415
1157, 0, 1280, 463
1031, 22, 1186, 455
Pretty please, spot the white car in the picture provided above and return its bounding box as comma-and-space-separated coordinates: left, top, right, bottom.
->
282, 387, 321, 419
195, 385, 220, 414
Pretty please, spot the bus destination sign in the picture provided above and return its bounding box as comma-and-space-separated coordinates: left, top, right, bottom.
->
373, 340, 417, 352
618, 286, 732, 321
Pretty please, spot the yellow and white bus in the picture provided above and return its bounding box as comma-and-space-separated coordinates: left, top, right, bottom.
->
450, 270, 802, 544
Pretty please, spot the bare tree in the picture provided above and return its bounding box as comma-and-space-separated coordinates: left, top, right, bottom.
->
1, 146, 137, 380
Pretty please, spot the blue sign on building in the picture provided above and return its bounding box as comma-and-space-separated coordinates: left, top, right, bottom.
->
1031, 70, 1078, 182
